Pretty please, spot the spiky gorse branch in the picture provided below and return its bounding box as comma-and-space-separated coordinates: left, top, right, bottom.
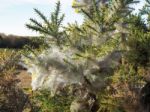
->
26, 1, 65, 46
71, 0, 139, 49
67, 0, 139, 61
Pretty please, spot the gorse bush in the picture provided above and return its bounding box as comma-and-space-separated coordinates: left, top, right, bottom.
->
26, 1, 65, 47
0, 49, 41, 112
0, 49, 25, 112
30, 90, 73, 112
22, 0, 150, 112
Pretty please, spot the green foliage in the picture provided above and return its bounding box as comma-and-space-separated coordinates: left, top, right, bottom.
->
31, 91, 73, 112
140, 0, 150, 26
26, 1, 65, 46
0, 49, 20, 75
126, 14, 147, 31
127, 30, 150, 67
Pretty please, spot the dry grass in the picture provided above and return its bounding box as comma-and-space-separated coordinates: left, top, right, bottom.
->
17, 70, 31, 89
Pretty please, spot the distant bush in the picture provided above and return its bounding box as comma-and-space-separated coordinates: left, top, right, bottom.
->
0, 33, 40, 48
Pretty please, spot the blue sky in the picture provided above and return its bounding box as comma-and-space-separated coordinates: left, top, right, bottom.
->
0, 0, 145, 36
